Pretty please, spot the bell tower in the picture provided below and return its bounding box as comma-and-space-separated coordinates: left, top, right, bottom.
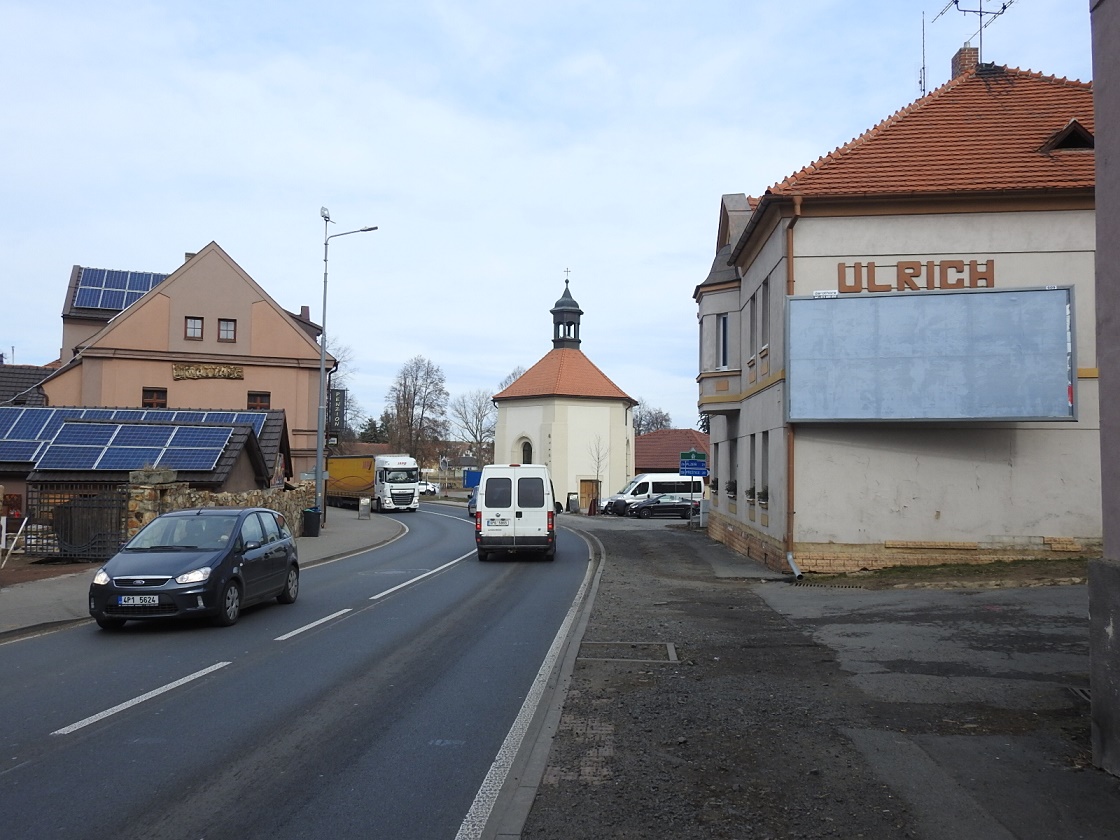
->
551, 277, 583, 349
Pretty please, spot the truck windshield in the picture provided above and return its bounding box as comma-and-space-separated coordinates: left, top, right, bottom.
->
386, 469, 418, 484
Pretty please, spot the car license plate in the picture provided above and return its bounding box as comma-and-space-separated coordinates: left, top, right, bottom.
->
486, 517, 510, 527
118, 595, 159, 606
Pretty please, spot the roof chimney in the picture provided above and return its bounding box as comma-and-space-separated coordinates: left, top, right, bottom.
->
184, 252, 197, 263
300, 305, 310, 321
952, 44, 979, 79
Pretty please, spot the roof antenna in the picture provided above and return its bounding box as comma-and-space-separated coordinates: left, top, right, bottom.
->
933, 0, 1017, 65
919, 11, 926, 96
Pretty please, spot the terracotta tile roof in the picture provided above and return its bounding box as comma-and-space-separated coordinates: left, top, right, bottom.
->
768, 65, 1094, 197
635, 428, 710, 473
494, 348, 636, 405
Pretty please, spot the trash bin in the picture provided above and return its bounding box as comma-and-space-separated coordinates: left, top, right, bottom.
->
302, 508, 321, 537
566, 492, 580, 513
358, 497, 371, 519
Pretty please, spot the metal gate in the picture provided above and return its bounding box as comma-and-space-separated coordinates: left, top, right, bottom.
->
24, 482, 128, 562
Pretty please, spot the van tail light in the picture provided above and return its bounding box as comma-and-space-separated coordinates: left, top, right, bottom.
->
547, 510, 554, 532
475, 511, 482, 533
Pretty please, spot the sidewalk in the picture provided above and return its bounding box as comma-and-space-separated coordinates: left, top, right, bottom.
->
0, 505, 406, 637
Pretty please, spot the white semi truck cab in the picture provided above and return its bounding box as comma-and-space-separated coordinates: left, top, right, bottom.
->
374, 454, 421, 512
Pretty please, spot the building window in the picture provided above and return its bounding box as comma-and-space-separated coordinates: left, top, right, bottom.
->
760, 279, 770, 349
717, 313, 729, 369
522, 441, 533, 464
185, 317, 203, 340
142, 387, 167, 408
749, 294, 758, 358
218, 318, 237, 342
247, 391, 271, 410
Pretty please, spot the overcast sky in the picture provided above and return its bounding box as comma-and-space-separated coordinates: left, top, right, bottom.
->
1, 1, 1094, 430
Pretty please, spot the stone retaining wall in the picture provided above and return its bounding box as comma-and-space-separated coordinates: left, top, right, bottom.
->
127, 470, 316, 538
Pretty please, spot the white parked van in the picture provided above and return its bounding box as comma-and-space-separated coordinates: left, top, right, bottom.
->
602, 473, 706, 516
474, 464, 559, 560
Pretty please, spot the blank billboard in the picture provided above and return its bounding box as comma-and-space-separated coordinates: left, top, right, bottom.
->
786, 287, 1075, 422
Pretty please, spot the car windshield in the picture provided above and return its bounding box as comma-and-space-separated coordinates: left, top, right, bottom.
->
126, 514, 240, 550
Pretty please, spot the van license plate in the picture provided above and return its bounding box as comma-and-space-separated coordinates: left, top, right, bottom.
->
118, 595, 159, 606
486, 518, 510, 527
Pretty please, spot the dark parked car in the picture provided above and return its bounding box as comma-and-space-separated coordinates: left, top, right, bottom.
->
626, 493, 699, 520
89, 507, 299, 629
467, 485, 479, 517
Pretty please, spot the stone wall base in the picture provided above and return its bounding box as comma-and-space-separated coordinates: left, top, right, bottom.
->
706, 509, 1102, 574
127, 479, 316, 538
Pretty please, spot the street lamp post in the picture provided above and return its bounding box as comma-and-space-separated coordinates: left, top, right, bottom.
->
315, 207, 377, 529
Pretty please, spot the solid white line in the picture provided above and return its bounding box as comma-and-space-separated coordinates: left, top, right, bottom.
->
455, 563, 593, 840
274, 609, 353, 641
369, 552, 474, 601
51, 661, 231, 736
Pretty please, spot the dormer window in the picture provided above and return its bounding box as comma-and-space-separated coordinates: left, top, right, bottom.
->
1040, 119, 1094, 153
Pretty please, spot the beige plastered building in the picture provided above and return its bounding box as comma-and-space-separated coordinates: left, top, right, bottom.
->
41, 242, 330, 478
696, 50, 1099, 573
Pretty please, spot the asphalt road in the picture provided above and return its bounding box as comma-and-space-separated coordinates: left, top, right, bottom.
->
0, 505, 589, 840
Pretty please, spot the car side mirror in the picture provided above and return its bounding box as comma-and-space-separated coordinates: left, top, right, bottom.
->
555, 502, 563, 514
243, 540, 262, 551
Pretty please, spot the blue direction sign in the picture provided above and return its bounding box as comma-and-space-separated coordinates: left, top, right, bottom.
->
680, 460, 707, 470
680, 467, 709, 477
680, 449, 708, 476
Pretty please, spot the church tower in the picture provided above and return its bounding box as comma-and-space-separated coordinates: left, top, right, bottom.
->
551, 280, 583, 349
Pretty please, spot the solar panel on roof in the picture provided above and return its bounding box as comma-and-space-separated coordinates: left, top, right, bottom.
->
40, 409, 87, 441
0, 440, 42, 462
0, 407, 23, 437
112, 426, 174, 447
173, 411, 206, 424
204, 412, 235, 424
234, 413, 267, 434
96, 447, 163, 470
74, 267, 168, 311
158, 448, 223, 470
111, 410, 145, 421
54, 423, 116, 446
143, 410, 175, 423
169, 426, 231, 448
8, 410, 50, 440
35, 446, 102, 470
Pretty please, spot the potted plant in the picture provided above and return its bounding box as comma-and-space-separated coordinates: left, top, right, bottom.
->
758, 486, 769, 507
725, 479, 737, 499
746, 485, 757, 504
711, 477, 718, 494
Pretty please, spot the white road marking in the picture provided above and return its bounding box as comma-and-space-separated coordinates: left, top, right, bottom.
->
51, 661, 231, 735
455, 562, 593, 840
370, 552, 474, 600
274, 609, 353, 641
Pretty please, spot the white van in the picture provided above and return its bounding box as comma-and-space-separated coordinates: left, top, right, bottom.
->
474, 464, 559, 560
602, 473, 706, 516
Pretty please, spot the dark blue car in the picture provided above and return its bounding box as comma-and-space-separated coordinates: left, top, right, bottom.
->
89, 507, 299, 629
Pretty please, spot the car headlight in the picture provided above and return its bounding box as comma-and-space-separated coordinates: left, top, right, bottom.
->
92, 568, 110, 586
175, 567, 212, 585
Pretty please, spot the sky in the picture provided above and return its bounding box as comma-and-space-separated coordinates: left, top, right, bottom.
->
0, 1, 1095, 432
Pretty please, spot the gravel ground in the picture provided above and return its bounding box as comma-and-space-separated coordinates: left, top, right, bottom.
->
522, 518, 916, 839
519, 515, 1110, 840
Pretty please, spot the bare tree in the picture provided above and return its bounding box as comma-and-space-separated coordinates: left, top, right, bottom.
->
449, 389, 496, 463
384, 356, 449, 467
499, 366, 527, 391
588, 435, 609, 509
633, 398, 672, 436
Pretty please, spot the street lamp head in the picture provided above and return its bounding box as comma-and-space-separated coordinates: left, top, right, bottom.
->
320, 206, 332, 223
360, 226, 378, 232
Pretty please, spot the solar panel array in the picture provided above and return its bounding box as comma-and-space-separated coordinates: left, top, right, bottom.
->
35, 423, 233, 472
73, 267, 169, 311
0, 406, 269, 470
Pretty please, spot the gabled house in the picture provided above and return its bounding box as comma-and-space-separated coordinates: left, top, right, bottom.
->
635, 428, 710, 475
494, 281, 637, 509
696, 48, 1097, 572
40, 242, 330, 477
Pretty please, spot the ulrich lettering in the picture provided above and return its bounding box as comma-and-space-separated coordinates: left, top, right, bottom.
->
837, 260, 995, 293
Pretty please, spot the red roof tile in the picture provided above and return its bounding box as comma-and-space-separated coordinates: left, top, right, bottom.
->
494, 348, 635, 404
635, 428, 710, 473
768, 65, 1094, 197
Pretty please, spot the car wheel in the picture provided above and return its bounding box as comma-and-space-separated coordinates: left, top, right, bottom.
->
639, 507, 653, 519
214, 580, 242, 626
544, 547, 556, 561
680, 510, 691, 519
477, 549, 489, 561
96, 616, 127, 630
277, 565, 299, 604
